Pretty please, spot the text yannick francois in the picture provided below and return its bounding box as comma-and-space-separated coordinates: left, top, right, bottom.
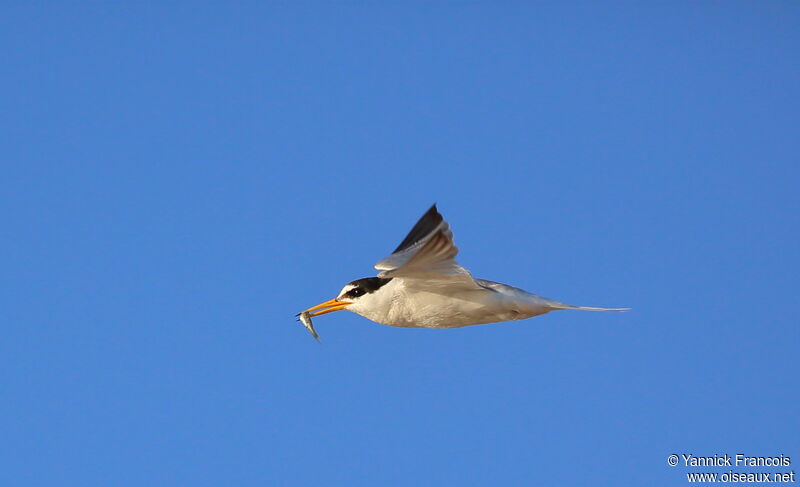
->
682, 453, 791, 467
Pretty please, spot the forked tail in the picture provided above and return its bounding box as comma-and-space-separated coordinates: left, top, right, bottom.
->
549, 303, 630, 312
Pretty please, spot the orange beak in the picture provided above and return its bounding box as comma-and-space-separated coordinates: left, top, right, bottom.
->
301, 298, 352, 317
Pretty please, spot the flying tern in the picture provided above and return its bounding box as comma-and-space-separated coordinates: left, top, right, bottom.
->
298, 205, 627, 338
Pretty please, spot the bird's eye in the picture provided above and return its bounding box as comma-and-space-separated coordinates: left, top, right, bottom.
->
350, 288, 364, 297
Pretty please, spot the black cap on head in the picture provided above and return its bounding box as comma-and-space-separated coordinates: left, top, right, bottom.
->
341, 277, 393, 299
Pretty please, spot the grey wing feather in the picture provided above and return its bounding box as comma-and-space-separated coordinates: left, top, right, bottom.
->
374, 205, 481, 288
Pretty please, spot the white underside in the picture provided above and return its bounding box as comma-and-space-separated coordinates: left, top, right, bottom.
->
345, 278, 624, 329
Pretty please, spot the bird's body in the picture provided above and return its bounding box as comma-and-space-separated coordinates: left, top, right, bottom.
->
347, 277, 572, 329
299, 205, 627, 339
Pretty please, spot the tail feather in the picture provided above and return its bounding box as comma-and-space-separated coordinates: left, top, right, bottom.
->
569, 306, 629, 312
549, 303, 630, 312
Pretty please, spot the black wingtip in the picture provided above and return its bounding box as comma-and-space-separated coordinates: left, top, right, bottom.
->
392, 204, 444, 253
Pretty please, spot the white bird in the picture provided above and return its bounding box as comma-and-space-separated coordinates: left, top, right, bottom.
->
298, 205, 627, 338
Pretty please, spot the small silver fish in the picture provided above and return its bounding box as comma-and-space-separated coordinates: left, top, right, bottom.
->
297, 311, 321, 343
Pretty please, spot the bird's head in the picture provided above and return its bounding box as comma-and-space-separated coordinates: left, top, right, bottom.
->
300, 277, 394, 318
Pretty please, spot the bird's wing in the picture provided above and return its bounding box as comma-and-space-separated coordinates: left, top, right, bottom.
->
374, 205, 482, 289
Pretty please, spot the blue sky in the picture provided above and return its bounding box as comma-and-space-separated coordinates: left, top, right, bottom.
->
1, 2, 798, 486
